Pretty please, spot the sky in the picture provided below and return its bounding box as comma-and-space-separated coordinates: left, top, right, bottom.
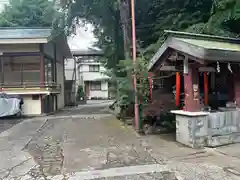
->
0, 0, 96, 51
67, 24, 97, 51
65, 24, 97, 72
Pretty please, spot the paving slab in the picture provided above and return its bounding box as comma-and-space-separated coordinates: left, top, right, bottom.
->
0, 117, 47, 179
1, 104, 240, 179
215, 144, 240, 159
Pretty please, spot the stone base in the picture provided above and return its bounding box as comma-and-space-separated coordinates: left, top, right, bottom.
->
208, 133, 240, 147
171, 110, 209, 148
171, 110, 240, 148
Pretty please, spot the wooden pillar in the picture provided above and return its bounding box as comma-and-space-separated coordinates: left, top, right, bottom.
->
39, 44, 45, 114
1, 56, 3, 87
53, 43, 57, 83
20, 63, 23, 85
176, 72, 180, 106
148, 72, 153, 103
203, 72, 209, 105
228, 73, 235, 102
183, 56, 200, 112
40, 45, 44, 87
234, 72, 240, 108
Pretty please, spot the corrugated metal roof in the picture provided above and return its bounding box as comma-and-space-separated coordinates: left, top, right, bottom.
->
176, 38, 240, 52
0, 28, 51, 39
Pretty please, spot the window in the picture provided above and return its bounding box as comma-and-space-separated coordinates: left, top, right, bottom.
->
90, 81, 101, 90
32, 95, 39, 100
89, 65, 100, 72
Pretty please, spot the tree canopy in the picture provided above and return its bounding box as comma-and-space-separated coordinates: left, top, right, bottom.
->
0, 0, 64, 31
62, 0, 240, 105
187, 0, 240, 37
65, 0, 239, 59
1, 0, 239, 117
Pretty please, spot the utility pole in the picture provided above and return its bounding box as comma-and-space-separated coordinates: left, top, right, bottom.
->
130, 0, 139, 131
119, 0, 139, 130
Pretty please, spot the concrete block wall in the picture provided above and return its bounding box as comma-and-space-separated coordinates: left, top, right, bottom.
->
175, 110, 240, 148
207, 111, 240, 147
176, 115, 208, 148
22, 95, 41, 115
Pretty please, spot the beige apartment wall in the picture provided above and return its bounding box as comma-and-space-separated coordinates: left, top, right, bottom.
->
22, 95, 41, 115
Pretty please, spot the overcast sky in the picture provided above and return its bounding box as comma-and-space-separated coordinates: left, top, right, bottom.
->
67, 24, 97, 51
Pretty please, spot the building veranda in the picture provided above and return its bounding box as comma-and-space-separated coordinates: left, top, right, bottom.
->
0, 28, 71, 116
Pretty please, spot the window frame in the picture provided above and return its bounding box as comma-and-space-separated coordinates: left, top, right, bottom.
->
89, 65, 100, 72
90, 81, 102, 91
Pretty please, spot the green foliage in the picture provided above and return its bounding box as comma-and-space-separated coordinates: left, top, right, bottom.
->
187, 0, 240, 36
76, 85, 84, 101
0, 0, 65, 34
142, 0, 213, 57
64, 0, 240, 113
107, 54, 150, 107
65, 0, 124, 71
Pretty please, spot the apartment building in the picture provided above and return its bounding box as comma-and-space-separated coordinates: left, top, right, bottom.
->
78, 59, 109, 100
0, 0, 8, 11
68, 51, 109, 100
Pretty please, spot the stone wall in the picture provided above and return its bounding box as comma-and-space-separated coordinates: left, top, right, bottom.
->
208, 110, 240, 147
176, 114, 208, 148
175, 110, 240, 148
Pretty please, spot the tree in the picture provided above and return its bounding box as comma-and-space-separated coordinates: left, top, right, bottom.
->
106, 54, 150, 118
141, 0, 213, 57
0, 0, 64, 31
187, 0, 240, 37
65, 0, 240, 119
65, 0, 124, 72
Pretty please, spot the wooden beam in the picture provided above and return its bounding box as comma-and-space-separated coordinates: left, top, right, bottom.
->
179, 52, 205, 64
168, 52, 204, 64
2, 52, 41, 57
168, 53, 184, 61
159, 65, 216, 72
199, 67, 216, 72
204, 72, 209, 105
153, 49, 173, 73
160, 65, 177, 71
176, 72, 181, 106
170, 37, 205, 60
183, 56, 188, 74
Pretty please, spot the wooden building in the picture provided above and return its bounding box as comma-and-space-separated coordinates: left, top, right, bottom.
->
0, 28, 71, 115
148, 30, 240, 148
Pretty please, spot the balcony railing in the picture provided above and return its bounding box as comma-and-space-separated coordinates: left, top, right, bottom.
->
0, 82, 61, 90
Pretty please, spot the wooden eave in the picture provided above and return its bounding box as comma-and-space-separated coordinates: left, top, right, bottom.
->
149, 32, 240, 72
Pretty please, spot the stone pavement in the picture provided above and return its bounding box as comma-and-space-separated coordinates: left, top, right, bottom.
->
0, 101, 240, 179
0, 117, 23, 133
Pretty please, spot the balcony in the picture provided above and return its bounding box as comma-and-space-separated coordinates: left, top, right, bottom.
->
81, 72, 109, 82
0, 82, 61, 95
